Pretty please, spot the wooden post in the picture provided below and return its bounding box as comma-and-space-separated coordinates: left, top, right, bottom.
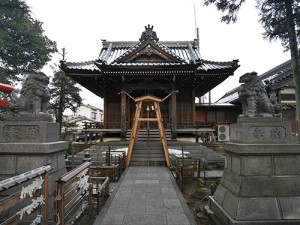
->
192, 90, 196, 127
60, 183, 65, 225
104, 93, 108, 128
44, 171, 49, 225
121, 90, 127, 140
154, 101, 170, 167
171, 88, 177, 140
88, 167, 93, 216
126, 101, 142, 166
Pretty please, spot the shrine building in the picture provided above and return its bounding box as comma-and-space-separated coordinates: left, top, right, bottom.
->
61, 25, 240, 140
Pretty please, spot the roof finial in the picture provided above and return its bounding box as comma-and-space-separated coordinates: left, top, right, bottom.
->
140, 25, 159, 42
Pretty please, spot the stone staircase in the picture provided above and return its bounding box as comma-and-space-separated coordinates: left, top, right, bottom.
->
66, 137, 225, 169
126, 129, 172, 141
130, 141, 167, 166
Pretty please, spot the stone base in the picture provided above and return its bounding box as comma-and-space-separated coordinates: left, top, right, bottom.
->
0, 121, 60, 143
209, 142, 300, 224
209, 196, 300, 225
230, 118, 291, 144
0, 142, 68, 179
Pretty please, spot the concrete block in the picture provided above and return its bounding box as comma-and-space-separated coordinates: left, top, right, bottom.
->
232, 155, 241, 175
220, 170, 241, 196
223, 142, 300, 155
213, 184, 228, 205
209, 197, 231, 225
278, 197, 300, 219
274, 156, 300, 175
16, 156, 46, 174
241, 176, 300, 197
0, 142, 68, 154
242, 156, 272, 176
236, 197, 281, 220
222, 190, 239, 218
226, 154, 232, 170
47, 154, 58, 170
0, 156, 16, 175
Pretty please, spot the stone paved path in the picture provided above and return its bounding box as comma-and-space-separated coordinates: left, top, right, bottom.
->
94, 166, 196, 225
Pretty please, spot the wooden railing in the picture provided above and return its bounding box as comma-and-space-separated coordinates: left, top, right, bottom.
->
54, 162, 111, 225
0, 165, 52, 225
90, 176, 110, 215
105, 149, 126, 172
54, 162, 92, 225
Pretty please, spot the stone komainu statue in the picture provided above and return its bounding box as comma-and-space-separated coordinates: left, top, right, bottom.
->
238, 72, 281, 118
10, 71, 51, 117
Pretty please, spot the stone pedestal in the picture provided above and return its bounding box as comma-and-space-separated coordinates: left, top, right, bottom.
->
0, 120, 68, 219
209, 118, 300, 224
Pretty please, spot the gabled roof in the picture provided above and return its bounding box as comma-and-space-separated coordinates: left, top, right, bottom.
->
61, 25, 239, 98
62, 25, 238, 72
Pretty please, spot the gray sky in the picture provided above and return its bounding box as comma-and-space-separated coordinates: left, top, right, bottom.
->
26, 0, 290, 107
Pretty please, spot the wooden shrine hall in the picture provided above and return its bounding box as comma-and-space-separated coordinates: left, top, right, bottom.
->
61, 25, 239, 140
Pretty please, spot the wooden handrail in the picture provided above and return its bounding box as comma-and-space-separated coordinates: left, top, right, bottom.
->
59, 161, 91, 183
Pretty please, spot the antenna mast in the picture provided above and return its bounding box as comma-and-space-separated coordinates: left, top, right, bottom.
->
194, 2, 200, 50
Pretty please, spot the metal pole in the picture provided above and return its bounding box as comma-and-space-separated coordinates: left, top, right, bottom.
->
71, 143, 74, 169
147, 106, 150, 167
108, 147, 111, 166
181, 145, 184, 192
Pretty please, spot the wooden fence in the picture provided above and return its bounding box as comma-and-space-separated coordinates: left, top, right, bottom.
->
54, 162, 110, 225
0, 165, 52, 225
54, 162, 92, 225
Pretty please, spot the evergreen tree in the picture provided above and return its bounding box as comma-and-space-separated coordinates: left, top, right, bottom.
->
50, 67, 82, 133
0, 0, 57, 83
202, 0, 300, 142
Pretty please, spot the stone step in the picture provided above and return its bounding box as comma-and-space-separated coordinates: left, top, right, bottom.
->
126, 129, 172, 141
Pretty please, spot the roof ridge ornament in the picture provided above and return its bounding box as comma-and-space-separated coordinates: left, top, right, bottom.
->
139, 25, 159, 42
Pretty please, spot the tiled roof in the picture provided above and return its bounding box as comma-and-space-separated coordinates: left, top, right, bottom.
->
197, 60, 239, 72
63, 47, 237, 72
63, 60, 99, 71
62, 26, 238, 72
217, 59, 293, 103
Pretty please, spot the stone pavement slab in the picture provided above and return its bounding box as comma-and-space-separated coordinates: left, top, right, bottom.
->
94, 166, 196, 225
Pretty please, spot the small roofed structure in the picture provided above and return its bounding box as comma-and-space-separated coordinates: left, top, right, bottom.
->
61, 25, 239, 139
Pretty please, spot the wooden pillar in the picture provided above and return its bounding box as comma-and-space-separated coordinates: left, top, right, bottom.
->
104, 93, 108, 128
171, 86, 177, 140
192, 90, 196, 127
121, 90, 127, 140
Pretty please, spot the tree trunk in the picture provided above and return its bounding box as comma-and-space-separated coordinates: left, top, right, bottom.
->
285, 0, 300, 142
58, 78, 65, 134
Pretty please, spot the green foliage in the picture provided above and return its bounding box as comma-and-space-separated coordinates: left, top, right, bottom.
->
203, 0, 246, 23
0, 0, 57, 83
49, 69, 82, 126
0, 106, 9, 121
258, 0, 300, 51
61, 120, 78, 139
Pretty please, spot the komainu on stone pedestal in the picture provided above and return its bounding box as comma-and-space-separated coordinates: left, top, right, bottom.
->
8, 71, 52, 121
238, 71, 281, 118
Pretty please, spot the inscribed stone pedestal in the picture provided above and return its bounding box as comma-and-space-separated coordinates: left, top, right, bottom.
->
209, 118, 300, 225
